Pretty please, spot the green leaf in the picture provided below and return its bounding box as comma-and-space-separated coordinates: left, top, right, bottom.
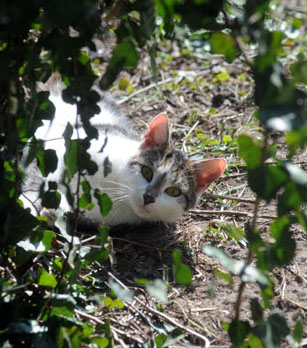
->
17, 230, 55, 253
145, 279, 168, 305
50, 294, 77, 318
203, 245, 269, 287
213, 269, 233, 284
210, 32, 238, 63
79, 180, 93, 209
172, 250, 193, 285
42, 230, 56, 250
282, 161, 307, 186
95, 192, 112, 217
38, 268, 57, 288
85, 248, 109, 263
161, 328, 185, 347
55, 216, 80, 245
286, 126, 307, 158
78, 51, 90, 65
91, 337, 109, 347
238, 135, 262, 170
108, 279, 134, 303
293, 319, 303, 343
221, 225, 244, 241
64, 139, 78, 183
17, 239, 46, 252
155, 333, 167, 348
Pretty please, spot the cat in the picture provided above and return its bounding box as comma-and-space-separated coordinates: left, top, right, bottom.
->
20, 76, 227, 226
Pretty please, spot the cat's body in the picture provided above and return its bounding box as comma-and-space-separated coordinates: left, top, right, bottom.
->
21, 78, 226, 225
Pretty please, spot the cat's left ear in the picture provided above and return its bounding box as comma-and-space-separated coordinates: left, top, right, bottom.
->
194, 158, 227, 193
140, 113, 169, 150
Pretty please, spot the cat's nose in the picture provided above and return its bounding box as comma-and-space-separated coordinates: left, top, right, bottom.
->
143, 193, 155, 205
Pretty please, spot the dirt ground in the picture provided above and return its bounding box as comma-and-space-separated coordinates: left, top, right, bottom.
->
79, 40, 307, 347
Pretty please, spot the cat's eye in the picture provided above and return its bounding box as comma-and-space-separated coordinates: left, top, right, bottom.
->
141, 166, 153, 182
165, 186, 181, 197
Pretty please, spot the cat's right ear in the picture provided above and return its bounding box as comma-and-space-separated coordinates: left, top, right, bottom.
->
140, 113, 169, 150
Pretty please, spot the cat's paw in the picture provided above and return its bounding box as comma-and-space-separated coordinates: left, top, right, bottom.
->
41, 208, 58, 226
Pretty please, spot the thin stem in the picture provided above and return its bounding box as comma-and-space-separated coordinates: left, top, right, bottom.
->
234, 132, 269, 320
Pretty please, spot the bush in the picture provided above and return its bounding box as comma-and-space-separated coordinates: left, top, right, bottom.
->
0, 0, 306, 346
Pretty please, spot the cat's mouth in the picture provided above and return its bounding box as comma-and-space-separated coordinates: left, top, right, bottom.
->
131, 198, 153, 218
140, 204, 151, 214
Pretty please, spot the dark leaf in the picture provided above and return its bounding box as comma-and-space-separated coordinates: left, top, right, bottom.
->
103, 157, 112, 177
100, 41, 139, 89
245, 226, 265, 250
8, 320, 47, 334
250, 298, 263, 324
257, 217, 295, 270
228, 319, 251, 346
252, 313, 290, 348
2, 204, 38, 245
260, 104, 305, 132
248, 165, 288, 202
175, 0, 226, 31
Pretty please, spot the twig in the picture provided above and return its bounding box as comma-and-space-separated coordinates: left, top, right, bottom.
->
111, 237, 172, 252
203, 192, 256, 204
118, 77, 175, 105
181, 120, 200, 153
75, 309, 142, 345
284, 297, 307, 311
108, 272, 211, 347
175, 300, 216, 338
190, 209, 276, 220
222, 10, 253, 68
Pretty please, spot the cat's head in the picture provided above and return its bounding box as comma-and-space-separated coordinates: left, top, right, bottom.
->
128, 113, 226, 223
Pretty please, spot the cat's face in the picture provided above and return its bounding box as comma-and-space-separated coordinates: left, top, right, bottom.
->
126, 113, 226, 223
128, 147, 196, 222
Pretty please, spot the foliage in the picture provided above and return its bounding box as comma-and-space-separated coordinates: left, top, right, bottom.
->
0, 0, 306, 346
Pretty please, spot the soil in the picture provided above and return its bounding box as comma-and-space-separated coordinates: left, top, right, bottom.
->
79, 43, 307, 347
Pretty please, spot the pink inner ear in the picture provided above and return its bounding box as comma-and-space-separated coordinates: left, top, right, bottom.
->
140, 113, 169, 150
194, 158, 227, 193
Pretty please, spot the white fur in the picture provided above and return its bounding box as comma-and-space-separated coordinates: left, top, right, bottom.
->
21, 94, 185, 225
